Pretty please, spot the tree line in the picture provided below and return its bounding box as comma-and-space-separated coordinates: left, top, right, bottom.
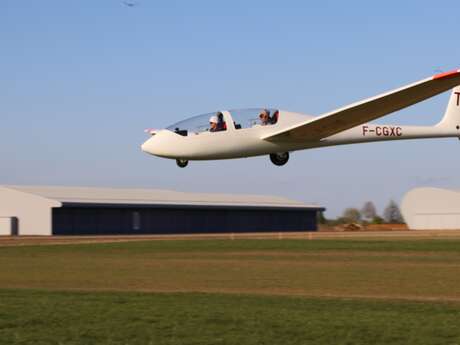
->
319, 200, 404, 225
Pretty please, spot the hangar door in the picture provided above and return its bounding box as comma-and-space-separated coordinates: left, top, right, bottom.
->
52, 206, 318, 235
0, 217, 18, 236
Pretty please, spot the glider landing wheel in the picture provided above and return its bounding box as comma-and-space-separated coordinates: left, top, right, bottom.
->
269, 152, 289, 166
176, 159, 189, 168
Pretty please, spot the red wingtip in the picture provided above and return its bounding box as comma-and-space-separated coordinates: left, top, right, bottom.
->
433, 69, 460, 80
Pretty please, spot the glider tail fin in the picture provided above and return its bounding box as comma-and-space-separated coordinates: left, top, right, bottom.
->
437, 86, 460, 129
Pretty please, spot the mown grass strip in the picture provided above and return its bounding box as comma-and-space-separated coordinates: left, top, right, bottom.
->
1, 239, 460, 301
2, 238, 460, 254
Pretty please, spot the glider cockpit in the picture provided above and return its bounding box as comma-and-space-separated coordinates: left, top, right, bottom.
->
166, 108, 280, 137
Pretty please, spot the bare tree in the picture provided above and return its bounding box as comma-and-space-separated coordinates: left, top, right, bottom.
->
383, 200, 404, 223
361, 201, 377, 220
342, 208, 362, 223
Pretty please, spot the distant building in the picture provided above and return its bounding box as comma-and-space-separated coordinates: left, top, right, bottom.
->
0, 185, 325, 236
401, 187, 460, 230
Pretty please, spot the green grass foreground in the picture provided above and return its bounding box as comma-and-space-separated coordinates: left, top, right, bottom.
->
1, 239, 460, 344
1, 290, 460, 345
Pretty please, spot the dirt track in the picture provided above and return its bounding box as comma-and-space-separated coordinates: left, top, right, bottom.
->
2, 229, 460, 246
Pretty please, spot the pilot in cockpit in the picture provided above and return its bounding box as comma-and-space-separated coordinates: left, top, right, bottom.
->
209, 113, 227, 132
259, 109, 271, 126
209, 116, 219, 132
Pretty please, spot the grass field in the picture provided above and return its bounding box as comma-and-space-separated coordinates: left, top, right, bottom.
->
1, 238, 460, 344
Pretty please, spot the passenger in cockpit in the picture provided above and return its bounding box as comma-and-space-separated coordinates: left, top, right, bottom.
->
271, 110, 279, 124
216, 112, 227, 131
259, 109, 271, 126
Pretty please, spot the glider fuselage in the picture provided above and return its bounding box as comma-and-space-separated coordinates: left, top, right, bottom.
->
141, 109, 459, 160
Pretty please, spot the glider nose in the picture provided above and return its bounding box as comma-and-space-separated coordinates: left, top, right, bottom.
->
141, 129, 180, 158
141, 136, 156, 154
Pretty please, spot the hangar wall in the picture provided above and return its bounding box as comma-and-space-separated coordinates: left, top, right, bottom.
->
0, 218, 13, 236
401, 187, 460, 230
0, 187, 60, 235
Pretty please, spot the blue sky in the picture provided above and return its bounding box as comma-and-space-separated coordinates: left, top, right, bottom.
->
1, 0, 460, 217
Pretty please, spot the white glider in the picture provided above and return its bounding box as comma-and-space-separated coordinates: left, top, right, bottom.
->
141, 70, 460, 167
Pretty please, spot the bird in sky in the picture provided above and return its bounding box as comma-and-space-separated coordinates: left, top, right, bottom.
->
122, 1, 138, 7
